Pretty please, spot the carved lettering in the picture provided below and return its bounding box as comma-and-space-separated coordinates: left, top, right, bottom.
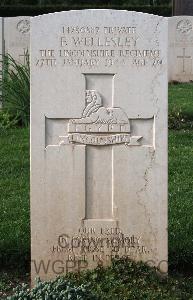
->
34, 25, 163, 69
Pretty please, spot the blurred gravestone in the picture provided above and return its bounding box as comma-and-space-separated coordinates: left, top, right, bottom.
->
31, 10, 168, 283
169, 16, 193, 82
0, 18, 4, 108
173, 0, 193, 16
0, 18, 3, 60
4, 16, 30, 64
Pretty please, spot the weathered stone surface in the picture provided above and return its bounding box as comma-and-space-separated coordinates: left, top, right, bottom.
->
173, 0, 193, 16
31, 10, 168, 283
4, 16, 30, 63
169, 16, 193, 82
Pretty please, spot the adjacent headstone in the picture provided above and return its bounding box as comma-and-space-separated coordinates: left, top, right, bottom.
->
0, 18, 3, 58
173, 0, 193, 16
4, 16, 30, 64
31, 10, 168, 283
0, 18, 4, 108
169, 16, 193, 82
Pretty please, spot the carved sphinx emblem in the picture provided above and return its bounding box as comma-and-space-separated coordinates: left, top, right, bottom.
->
69, 90, 130, 133
59, 90, 142, 146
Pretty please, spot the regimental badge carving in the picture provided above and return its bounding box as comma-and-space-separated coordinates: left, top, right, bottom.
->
17, 19, 30, 34
69, 90, 130, 133
59, 90, 142, 146
175, 19, 193, 44
176, 19, 192, 35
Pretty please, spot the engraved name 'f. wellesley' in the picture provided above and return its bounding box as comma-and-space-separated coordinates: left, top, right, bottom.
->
59, 90, 142, 146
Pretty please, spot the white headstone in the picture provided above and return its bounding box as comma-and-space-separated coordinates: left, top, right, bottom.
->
0, 18, 3, 57
4, 16, 30, 64
0, 18, 4, 108
169, 16, 193, 82
31, 10, 168, 283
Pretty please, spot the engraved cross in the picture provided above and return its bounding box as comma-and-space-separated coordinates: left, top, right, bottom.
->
46, 74, 154, 228
177, 48, 191, 74
19, 48, 29, 65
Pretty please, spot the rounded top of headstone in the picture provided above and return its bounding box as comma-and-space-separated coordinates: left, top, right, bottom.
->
31, 9, 164, 20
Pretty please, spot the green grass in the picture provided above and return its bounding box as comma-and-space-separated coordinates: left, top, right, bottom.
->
0, 83, 193, 297
169, 130, 193, 271
0, 271, 28, 299
169, 83, 193, 129
5, 259, 193, 300
65, 259, 193, 300
0, 128, 30, 271
0, 54, 30, 127
169, 83, 193, 121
